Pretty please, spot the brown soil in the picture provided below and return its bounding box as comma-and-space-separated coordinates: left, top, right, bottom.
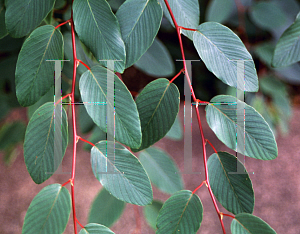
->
1, 104, 299, 234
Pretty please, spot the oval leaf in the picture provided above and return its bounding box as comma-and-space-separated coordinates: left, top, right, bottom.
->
15, 25, 64, 106
79, 65, 142, 149
116, 0, 162, 68
24, 102, 68, 184
132, 78, 180, 152
73, 0, 125, 73
193, 22, 258, 92
91, 141, 153, 206
231, 213, 276, 234
249, 2, 287, 32
79, 223, 115, 234
139, 146, 183, 194
207, 152, 254, 215
22, 184, 71, 234
156, 190, 203, 234
143, 200, 163, 230
5, 0, 55, 38
88, 187, 126, 227
158, 0, 200, 40
272, 14, 300, 67
134, 38, 175, 77
205, 95, 278, 160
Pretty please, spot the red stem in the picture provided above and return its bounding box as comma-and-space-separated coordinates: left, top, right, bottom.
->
78, 136, 96, 147
222, 213, 235, 219
55, 19, 71, 29
163, 1, 226, 232
169, 68, 184, 83
178, 26, 197, 31
192, 180, 206, 194
78, 60, 91, 70
206, 139, 218, 154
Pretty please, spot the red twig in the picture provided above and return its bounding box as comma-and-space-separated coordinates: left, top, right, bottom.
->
55, 19, 71, 29
178, 26, 197, 31
169, 68, 184, 83
163, 1, 225, 232
221, 213, 235, 219
76, 218, 85, 229
192, 180, 206, 194
206, 139, 218, 154
78, 60, 91, 70
62, 179, 71, 187
78, 136, 96, 147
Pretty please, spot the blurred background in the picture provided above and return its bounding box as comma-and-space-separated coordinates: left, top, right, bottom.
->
1, 0, 300, 233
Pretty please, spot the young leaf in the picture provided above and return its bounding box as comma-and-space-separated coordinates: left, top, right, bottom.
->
5, 0, 55, 38
73, 0, 126, 73
15, 25, 64, 107
116, 0, 163, 68
139, 146, 183, 194
88, 187, 126, 227
207, 152, 254, 215
231, 213, 276, 234
79, 65, 142, 149
205, 95, 278, 160
272, 13, 300, 67
158, 0, 200, 40
134, 38, 175, 77
132, 78, 180, 152
24, 102, 68, 184
91, 141, 153, 206
205, 0, 235, 24
156, 190, 203, 234
0, 0, 8, 39
79, 223, 115, 234
193, 22, 258, 92
143, 200, 163, 230
22, 184, 71, 234
249, 2, 287, 32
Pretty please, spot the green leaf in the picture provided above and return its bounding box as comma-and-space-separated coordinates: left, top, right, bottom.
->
116, 0, 162, 68
205, 95, 278, 160
79, 104, 96, 134
0, 122, 26, 150
73, 0, 126, 73
231, 213, 276, 234
254, 43, 275, 67
5, 0, 55, 38
0, 0, 8, 39
249, 2, 287, 32
91, 141, 153, 206
79, 65, 142, 149
207, 152, 254, 215
139, 147, 183, 194
24, 102, 68, 184
22, 184, 71, 234
143, 200, 163, 230
165, 115, 183, 140
272, 14, 300, 67
158, 0, 200, 40
134, 38, 175, 77
132, 78, 179, 152
206, 0, 235, 24
156, 190, 203, 234
193, 22, 258, 92
15, 25, 64, 107
79, 223, 115, 234
88, 187, 126, 227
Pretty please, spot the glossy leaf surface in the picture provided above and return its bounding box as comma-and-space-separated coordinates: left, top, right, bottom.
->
116, 0, 162, 68
206, 95, 278, 160
139, 147, 183, 194
193, 22, 258, 92
15, 25, 63, 106
132, 78, 179, 151
208, 152, 254, 215
91, 141, 153, 206
22, 184, 71, 234
88, 188, 126, 227
231, 213, 276, 234
156, 190, 203, 234
272, 13, 300, 67
79, 223, 115, 234
24, 103, 68, 184
134, 38, 175, 77
79, 65, 142, 149
5, 0, 55, 38
158, 0, 199, 40
73, 0, 125, 73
